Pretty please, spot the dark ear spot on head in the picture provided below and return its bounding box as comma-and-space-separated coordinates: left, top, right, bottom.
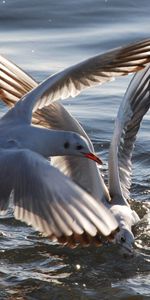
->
64, 142, 70, 149
121, 236, 126, 243
76, 145, 83, 150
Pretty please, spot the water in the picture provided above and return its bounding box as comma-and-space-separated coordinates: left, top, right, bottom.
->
0, 0, 150, 299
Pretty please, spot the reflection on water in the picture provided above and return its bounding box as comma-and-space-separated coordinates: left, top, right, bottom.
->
0, 0, 150, 299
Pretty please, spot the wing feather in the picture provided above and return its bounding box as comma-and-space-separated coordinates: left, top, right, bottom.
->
20, 39, 150, 119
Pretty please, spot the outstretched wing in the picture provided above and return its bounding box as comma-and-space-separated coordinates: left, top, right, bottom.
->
108, 64, 150, 205
1, 39, 150, 122
0, 148, 118, 247
0, 55, 111, 203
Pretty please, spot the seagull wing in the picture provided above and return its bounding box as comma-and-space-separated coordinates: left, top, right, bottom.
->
1, 39, 150, 122
108, 64, 150, 205
0, 55, 111, 203
0, 148, 118, 247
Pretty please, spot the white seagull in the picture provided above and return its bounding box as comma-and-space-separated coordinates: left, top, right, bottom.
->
0, 39, 150, 251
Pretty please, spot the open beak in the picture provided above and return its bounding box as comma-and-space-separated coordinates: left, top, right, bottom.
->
82, 152, 103, 165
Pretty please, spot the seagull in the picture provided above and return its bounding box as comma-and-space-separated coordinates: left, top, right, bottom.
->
0, 39, 150, 252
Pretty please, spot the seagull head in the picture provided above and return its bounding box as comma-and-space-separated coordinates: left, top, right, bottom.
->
62, 132, 102, 164
109, 205, 136, 257
115, 228, 135, 257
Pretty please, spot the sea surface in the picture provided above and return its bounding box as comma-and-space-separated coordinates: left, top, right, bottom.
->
0, 0, 150, 299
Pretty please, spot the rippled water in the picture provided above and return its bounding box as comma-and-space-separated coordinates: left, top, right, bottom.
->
0, 0, 150, 299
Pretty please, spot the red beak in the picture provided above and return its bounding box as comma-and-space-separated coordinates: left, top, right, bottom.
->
82, 152, 103, 165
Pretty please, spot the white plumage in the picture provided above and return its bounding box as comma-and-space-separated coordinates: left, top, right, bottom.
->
0, 39, 150, 252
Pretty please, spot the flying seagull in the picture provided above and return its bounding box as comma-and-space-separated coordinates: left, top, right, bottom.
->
0, 39, 150, 251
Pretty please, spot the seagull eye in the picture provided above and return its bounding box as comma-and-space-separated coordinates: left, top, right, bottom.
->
121, 236, 126, 243
76, 145, 83, 150
64, 142, 70, 149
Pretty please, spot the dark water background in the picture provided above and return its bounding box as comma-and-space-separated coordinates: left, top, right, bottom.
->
0, 0, 150, 299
